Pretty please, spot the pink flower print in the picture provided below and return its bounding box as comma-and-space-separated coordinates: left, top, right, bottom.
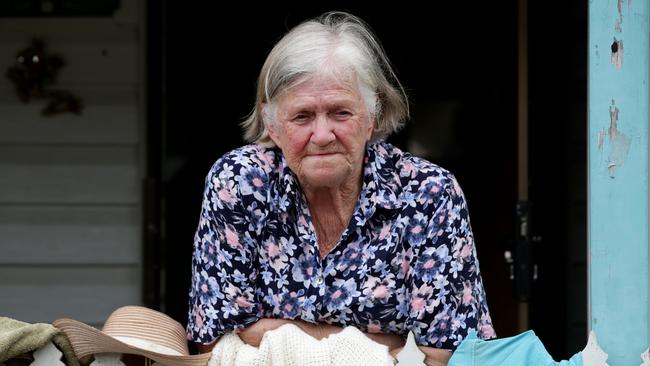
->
236, 296, 253, 309
264, 238, 289, 272
479, 313, 496, 339
362, 275, 395, 304
186, 142, 496, 349
268, 242, 280, 258
423, 258, 436, 269
298, 215, 307, 227
373, 285, 389, 299
451, 318, 462, 330
379, 223, 391, 240
194, 307, 205, 329
410, 283, 434, 318
225, 226, 241, 249
462, 283, 474, 305
401, 258, 410, 274
411, 297, 426, 312
252, 177, 264, 188
481, 324, 496, 339
217, 188, 235, 204
461, 243, 473, 258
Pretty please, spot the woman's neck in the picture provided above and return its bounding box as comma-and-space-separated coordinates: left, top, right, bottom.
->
302, 173, 363, 257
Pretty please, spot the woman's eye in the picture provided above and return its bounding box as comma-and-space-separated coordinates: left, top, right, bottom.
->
292, 114, 310, 122
333, 110, 352, 119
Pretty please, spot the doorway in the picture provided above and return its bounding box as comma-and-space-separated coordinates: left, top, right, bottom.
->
151, 1, 587, 359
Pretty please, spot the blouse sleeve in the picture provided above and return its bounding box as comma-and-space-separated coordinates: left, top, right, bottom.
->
186, 159, 262, 345
407, 174, 495, 350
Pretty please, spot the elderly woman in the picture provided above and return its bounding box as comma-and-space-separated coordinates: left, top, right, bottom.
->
186, 11, 494, 364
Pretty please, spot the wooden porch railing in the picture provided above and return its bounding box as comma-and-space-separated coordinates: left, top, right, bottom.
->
8, 329, 649, 366
3, 331, 427, 366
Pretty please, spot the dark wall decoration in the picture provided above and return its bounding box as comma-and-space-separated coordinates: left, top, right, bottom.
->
5, 38, 83, 116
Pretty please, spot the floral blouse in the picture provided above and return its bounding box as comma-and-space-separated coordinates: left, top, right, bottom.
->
186, 141, 495, 349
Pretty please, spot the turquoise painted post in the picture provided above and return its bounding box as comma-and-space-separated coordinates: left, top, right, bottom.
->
589, 0, 649, 365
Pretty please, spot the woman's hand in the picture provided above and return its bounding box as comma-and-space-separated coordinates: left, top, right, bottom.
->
365, 332, 406, 351
238, 318, 342, 346
238, 318, 289, 346
199, 318, 409, 355
238, 318, 407, 352
195, 319, 290, 352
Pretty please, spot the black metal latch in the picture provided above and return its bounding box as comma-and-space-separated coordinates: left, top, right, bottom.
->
504, 201, 539, 301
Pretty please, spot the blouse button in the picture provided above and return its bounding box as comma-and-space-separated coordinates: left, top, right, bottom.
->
315, 276, 324, 286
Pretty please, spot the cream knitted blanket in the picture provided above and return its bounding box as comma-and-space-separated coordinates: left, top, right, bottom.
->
208, 324, 394, 366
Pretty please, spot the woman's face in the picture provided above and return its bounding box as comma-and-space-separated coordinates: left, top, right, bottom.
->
268, 77, 374, 191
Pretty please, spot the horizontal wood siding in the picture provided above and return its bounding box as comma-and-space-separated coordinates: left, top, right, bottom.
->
0, 2, 144, 327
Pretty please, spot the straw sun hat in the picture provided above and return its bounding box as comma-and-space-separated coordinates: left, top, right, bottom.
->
53, 306, 212, 366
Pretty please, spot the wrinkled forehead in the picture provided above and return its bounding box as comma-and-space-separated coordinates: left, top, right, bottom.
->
285, 69, 360, 95
274, 77, 367, 117
291, 73, 359, 94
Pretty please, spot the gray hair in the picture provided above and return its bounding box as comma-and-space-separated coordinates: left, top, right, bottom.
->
241, 11, 409, 145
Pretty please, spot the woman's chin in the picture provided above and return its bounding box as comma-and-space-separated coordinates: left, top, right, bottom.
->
300, 170, 348, 189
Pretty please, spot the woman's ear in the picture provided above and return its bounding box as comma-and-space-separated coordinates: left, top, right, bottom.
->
262, 103, 282, 147
365, 117, 376, 141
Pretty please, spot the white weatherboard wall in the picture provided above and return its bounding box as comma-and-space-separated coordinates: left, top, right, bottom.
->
0, 2, 145, 328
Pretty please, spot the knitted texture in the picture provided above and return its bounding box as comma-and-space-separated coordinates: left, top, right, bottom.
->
208, 324, 394, 366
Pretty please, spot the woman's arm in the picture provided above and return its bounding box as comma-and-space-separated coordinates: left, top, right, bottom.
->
198, 319, 450, 366
238, 318, 405, 349
237, 318, 338, 346
197, 342, 217, 353
187, 158, 263, 347
196, 318, 406, 353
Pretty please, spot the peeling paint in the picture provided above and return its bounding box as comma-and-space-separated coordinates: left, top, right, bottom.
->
600, 100, 631, 175
615, 0, 624, 32
597, 129, 605, 149
590, 1, 649, 363
611, 38, 623, 69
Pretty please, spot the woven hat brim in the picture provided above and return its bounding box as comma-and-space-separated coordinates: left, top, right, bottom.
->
53, 318, 212, 366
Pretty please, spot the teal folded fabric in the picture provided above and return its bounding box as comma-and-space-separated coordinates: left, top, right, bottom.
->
448, 329, 582, 366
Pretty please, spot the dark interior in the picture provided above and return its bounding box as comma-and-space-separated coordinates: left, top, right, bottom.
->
151, 1, 586, 359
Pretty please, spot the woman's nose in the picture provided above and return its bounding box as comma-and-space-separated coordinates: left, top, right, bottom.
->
310, 115, 335, 146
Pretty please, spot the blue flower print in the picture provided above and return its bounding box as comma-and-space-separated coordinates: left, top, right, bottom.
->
414, 245, 451, 283
405, 212, 429, 248
239, 166, 268, 201
186, 141, 494, 350
290, 254, 318, 287
324, 278, 361, 313
278, 290, 304, 318
195, 270, 223, 305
